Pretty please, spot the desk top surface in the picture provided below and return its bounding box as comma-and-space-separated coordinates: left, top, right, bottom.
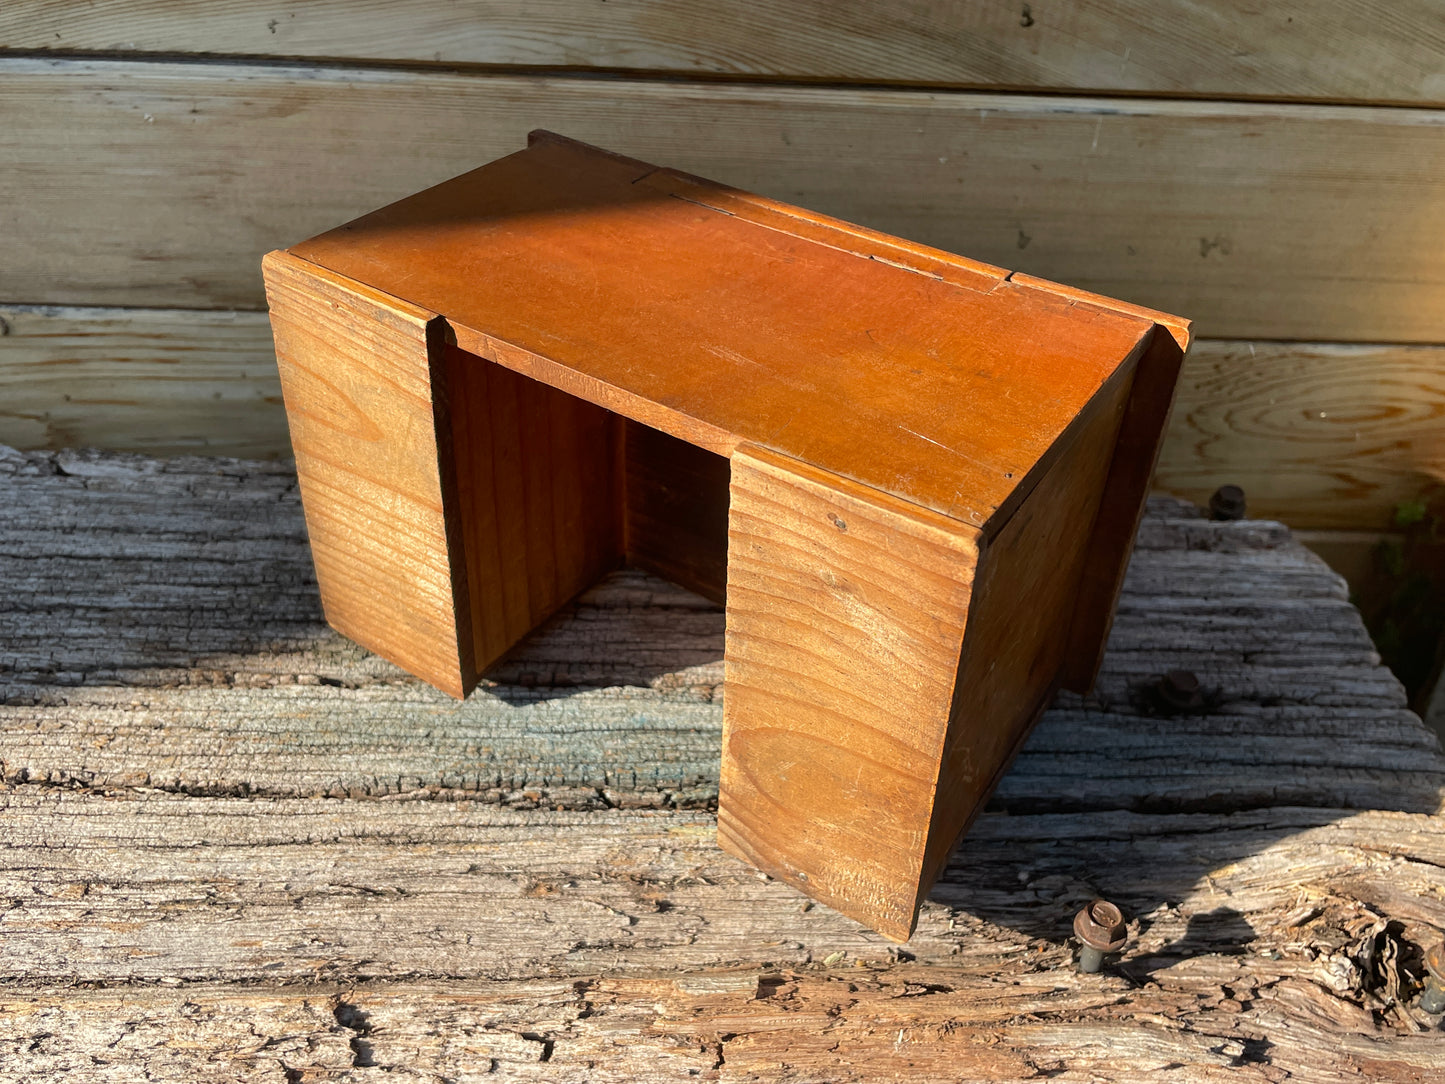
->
290, 132, 1182, 531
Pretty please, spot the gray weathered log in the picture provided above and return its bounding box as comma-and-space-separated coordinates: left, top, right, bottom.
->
1, 444, 1443, 1081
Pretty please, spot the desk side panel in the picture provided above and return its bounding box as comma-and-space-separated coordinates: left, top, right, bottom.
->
1062, 323, 1189, 691
623, 420, 730, 605
720, 446, 979, 941
263, 251, 474, 697
444, 344, 623, 671
921, 358, 1137, 890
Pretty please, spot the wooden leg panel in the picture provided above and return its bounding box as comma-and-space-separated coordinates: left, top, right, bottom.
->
921, 360, 1138, 890
263, 251, 475, 698
719, 445, 980, 940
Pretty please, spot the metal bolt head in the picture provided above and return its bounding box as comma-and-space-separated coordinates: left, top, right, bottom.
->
1426, 940, 1445, 982
1156, 670, 1204, 713
1074, 899, 1127, 953
1413, 939, 1445, 1012
1209, 484, 1247, 521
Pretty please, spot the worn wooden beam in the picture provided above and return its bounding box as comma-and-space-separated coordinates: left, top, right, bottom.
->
2, 446, 1435, 809
7, 59, 1445, 341
0, 798, 1443, 1080
2, 445, 1443, 1079
4, 0, 1444, 106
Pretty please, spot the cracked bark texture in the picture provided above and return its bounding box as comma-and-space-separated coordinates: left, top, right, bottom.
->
1, 444, 1443, 1082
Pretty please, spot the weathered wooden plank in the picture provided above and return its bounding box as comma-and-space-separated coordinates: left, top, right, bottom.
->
0, 785, 1441, 984
6, 306, 1443, 532
0, 792, 1442, 1082
0, 305, 288, 458
3, 445, 1440, 814
8, 59, 1445, 341
5, 0, 1445, 106
2, 447, 1443, 1079
3, 970, 1443, 1083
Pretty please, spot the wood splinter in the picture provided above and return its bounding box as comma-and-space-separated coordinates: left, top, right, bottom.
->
263, 131, 1190, 940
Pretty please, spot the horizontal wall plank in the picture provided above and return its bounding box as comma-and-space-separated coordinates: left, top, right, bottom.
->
1155, 341, 1445, 530
4, 305, 1441, 531
4, 1, 1445, 105
0, 306, 287, 459
7, 59, 1445, 341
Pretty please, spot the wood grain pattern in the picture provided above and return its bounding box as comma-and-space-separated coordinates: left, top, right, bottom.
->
292, 131, 1154, 534
4, 811, 1445, 1082
622, 420, 730, 605
444, 343, 622, 673
1156, 340, 1445, 530
7, 0, 1445, 105
0, 305, 288, 458
9, 59, 1445, 341
720, 445, 981, 940
262, 251, 473, 697
3, 448, 1444, 1080
923, 351, 1137, 887
1063, 323, 1187, 689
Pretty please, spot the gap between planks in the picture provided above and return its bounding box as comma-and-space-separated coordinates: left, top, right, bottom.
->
3, 0, 1444, 106
7, 59, 1445, 340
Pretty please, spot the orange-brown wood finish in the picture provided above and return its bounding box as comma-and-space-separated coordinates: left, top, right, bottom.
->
443, 342, 622, 676
623, 422, 730, 605
721, 446, 981, 939
263, 252, 474, 698
263, 131, 1191, 940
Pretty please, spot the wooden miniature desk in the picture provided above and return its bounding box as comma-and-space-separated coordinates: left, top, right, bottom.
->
263, 131, 1190, 940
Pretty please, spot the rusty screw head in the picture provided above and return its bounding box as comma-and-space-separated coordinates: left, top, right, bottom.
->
1208, 484, 1247, 521
1156, 670, 1204, 713
1075, 900, 1127, 952
1426, 940, 1445, 980
1074, 900, 1127, 973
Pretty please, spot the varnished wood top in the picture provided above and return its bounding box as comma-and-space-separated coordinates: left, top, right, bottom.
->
289, 131, 1186, 533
